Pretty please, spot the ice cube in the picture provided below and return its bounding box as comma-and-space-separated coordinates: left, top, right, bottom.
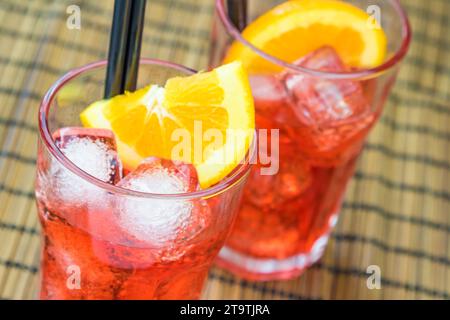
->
53, 127, 122, 184
249, 75, 288, 111
118, 157, 199, 193
250, 74, 300, 136
293, 46, 347, 72
245, 144, 311, 208
282, 46, 369, 125
40, 127, 122, 210
281, 47, 374, 163
275, 147, 312, 201
116, 158, 202, 247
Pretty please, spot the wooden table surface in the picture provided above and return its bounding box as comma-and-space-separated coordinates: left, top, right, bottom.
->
0, 0, 448, 299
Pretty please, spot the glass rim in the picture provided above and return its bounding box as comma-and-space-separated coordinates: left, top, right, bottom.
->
216, 0, 412, 80
38, 58, 256, 200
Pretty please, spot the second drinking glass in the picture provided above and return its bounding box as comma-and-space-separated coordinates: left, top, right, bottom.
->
210, 0, 411, 280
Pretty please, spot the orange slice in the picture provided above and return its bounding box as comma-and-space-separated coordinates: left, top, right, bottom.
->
225, 0, 387, 73
80, 62, 255, 188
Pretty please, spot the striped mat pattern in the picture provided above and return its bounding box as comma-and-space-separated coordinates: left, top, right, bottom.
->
0, 0, 448, 299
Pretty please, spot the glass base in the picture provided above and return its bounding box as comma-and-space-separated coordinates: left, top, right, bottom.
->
216, 234, 330, 281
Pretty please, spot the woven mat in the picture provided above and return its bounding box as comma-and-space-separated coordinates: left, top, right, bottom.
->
0, 0, 448, 300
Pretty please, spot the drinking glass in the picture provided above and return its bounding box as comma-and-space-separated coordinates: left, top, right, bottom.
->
209, 0, 412, 280
35, 59, 254, 299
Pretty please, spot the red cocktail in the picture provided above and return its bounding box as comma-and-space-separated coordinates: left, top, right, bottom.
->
210, 0, 411, 280
36, 60, 254, 299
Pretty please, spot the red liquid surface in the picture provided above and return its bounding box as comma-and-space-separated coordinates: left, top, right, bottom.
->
223, 48, 378, 273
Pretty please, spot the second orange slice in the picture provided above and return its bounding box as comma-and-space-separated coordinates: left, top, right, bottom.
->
225, 0, 387, 73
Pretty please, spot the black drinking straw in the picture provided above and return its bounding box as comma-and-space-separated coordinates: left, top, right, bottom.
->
104, 0, 147, 98
123, 0, 147, 92
104, 0, 133, 98
227, 0, 247, 32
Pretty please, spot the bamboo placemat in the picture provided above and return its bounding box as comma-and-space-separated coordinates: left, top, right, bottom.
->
0, 0, 448, 300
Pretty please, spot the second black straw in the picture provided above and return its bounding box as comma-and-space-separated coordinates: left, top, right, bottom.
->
227, 0, 247, 32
